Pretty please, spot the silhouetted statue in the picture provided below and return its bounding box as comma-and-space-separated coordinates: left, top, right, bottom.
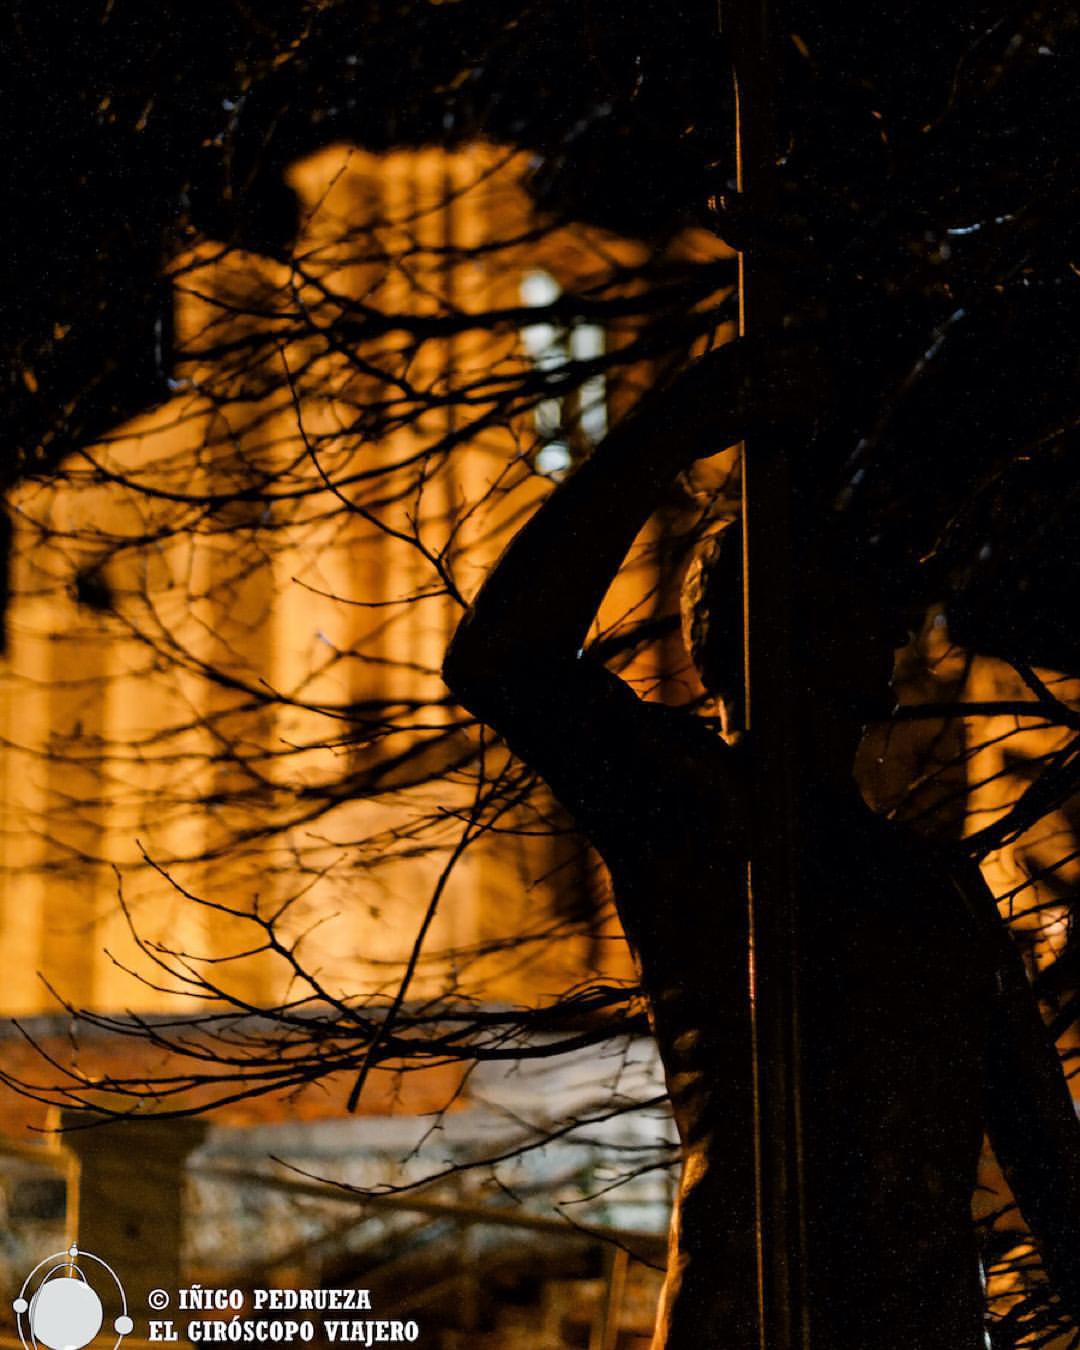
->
442, 340, 1080, 1349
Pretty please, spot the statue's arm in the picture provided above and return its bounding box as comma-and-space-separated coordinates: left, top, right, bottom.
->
441, 336, 816, 865
443, 339, 755, 700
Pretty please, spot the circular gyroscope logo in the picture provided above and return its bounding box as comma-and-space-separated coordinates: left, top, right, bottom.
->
13, 1246, 133, 1350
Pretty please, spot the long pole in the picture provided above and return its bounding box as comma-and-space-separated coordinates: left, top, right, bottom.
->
723, 3, 811, 1348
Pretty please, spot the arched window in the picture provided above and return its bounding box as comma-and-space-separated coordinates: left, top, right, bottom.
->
519, 269, 607, 479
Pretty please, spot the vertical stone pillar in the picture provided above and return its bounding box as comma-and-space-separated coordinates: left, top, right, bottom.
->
60, 1111, 207, 1334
